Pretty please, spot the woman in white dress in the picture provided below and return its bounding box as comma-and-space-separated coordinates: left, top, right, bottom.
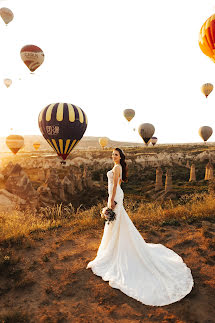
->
87, 148, 194, 306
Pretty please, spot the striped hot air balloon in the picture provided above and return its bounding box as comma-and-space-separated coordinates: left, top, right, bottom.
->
199, 14, 215, 63
20, 45, 44, 72
38, 103, 88, 160
33, 142, 40, 150
6, 135, 24, 154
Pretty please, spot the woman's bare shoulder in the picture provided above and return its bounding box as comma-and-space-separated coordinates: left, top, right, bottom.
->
113, 164, 121, 170
113, 164, 121, 174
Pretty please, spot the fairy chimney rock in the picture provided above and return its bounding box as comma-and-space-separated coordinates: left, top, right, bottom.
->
189, 164, 196, 182
83, 168, 93, 188
155, 167, 163, 191
5, 164, 38, 202
208, 162, 214, 180
205, 162, 210, 180
165, 168, 172, 192
62, 176, 75, 195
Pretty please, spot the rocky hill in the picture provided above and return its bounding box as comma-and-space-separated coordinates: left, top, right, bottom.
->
0, 144, 215, 212
0, 135, 144, 153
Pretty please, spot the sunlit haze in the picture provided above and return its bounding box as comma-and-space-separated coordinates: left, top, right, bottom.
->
0, 0, 215, 144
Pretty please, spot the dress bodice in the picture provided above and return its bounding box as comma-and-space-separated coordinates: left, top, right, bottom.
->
107, 166, 122, 186
107, 165, 123, 200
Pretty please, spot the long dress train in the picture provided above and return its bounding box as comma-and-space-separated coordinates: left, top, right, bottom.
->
86, 167, 194, 306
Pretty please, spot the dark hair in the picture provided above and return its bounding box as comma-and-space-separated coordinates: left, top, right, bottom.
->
115, 148, 128, 182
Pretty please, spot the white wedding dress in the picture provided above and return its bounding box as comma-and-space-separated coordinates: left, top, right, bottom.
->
86, 166, 194, 306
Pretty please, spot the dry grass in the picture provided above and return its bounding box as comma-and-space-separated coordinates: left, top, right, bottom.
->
0, 193, 215, 245
0, 193, 215, 322
0, 311, 30, 323
126, 193, 215, 229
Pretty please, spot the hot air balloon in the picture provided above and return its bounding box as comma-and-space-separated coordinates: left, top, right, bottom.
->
33, 142, 40, 150
38, 103, 88, 160
0, 7, 14, 25
198, 126, 213, 142
199, 14, 215, 63
4, 78, 12, 88
201, 83, 213, 98
138, 123, 155, 145
151, 136, 158, 146
6, 135, 24, 154
20, 45, 44, 72
99, 137, 108, 149
123, 109, 135, 122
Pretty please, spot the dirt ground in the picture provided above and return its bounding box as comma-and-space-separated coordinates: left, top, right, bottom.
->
0, 221, 215, 323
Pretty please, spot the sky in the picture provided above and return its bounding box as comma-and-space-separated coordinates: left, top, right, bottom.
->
0, 0, 215, 144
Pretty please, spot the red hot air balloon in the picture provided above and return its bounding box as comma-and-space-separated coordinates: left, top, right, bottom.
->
20, 45, 44, 72
199, 14, 215, 63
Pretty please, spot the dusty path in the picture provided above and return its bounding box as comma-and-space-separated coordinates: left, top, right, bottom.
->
0, 221, 215, 323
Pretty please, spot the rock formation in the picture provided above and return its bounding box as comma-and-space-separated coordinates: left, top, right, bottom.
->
189, 164, 196, 182
155, 167, 163, 191
44, 168, 66, 202
62, 176, 75, 195
186, 160, 190, 168
165, 168, 173, 193
205, 163, 209, 180
0, 189, 26, 212
205, 162, 213, 180
5, 164, 38, 208
36, 166, 94, 206
208, 163, 214, 180
1, 161, 15, 178
37, 184, 53, 207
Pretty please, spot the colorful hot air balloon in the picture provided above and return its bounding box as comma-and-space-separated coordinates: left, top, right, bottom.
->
4, 78, 12, 88
199, 14, 215, 63
123, 109, 135, 122
138, 123, 155, 145
20, 45, 44, 72
6, 135, 24, 154
99, 137, 108, 149
33, 142, 40, 150
198, 126, 213, 142
0, 7, 14, 25
151, 136, 158, 146
201, 83, 213, 98
38, 103, 88, 160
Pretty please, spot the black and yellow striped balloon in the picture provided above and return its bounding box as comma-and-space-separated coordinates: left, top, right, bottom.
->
38, 103, 88, 160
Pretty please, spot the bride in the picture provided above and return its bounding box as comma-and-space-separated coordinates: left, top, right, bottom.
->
87, 148, 194, 306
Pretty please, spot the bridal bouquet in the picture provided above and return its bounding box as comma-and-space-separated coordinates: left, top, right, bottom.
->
100, 203, 117, 225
